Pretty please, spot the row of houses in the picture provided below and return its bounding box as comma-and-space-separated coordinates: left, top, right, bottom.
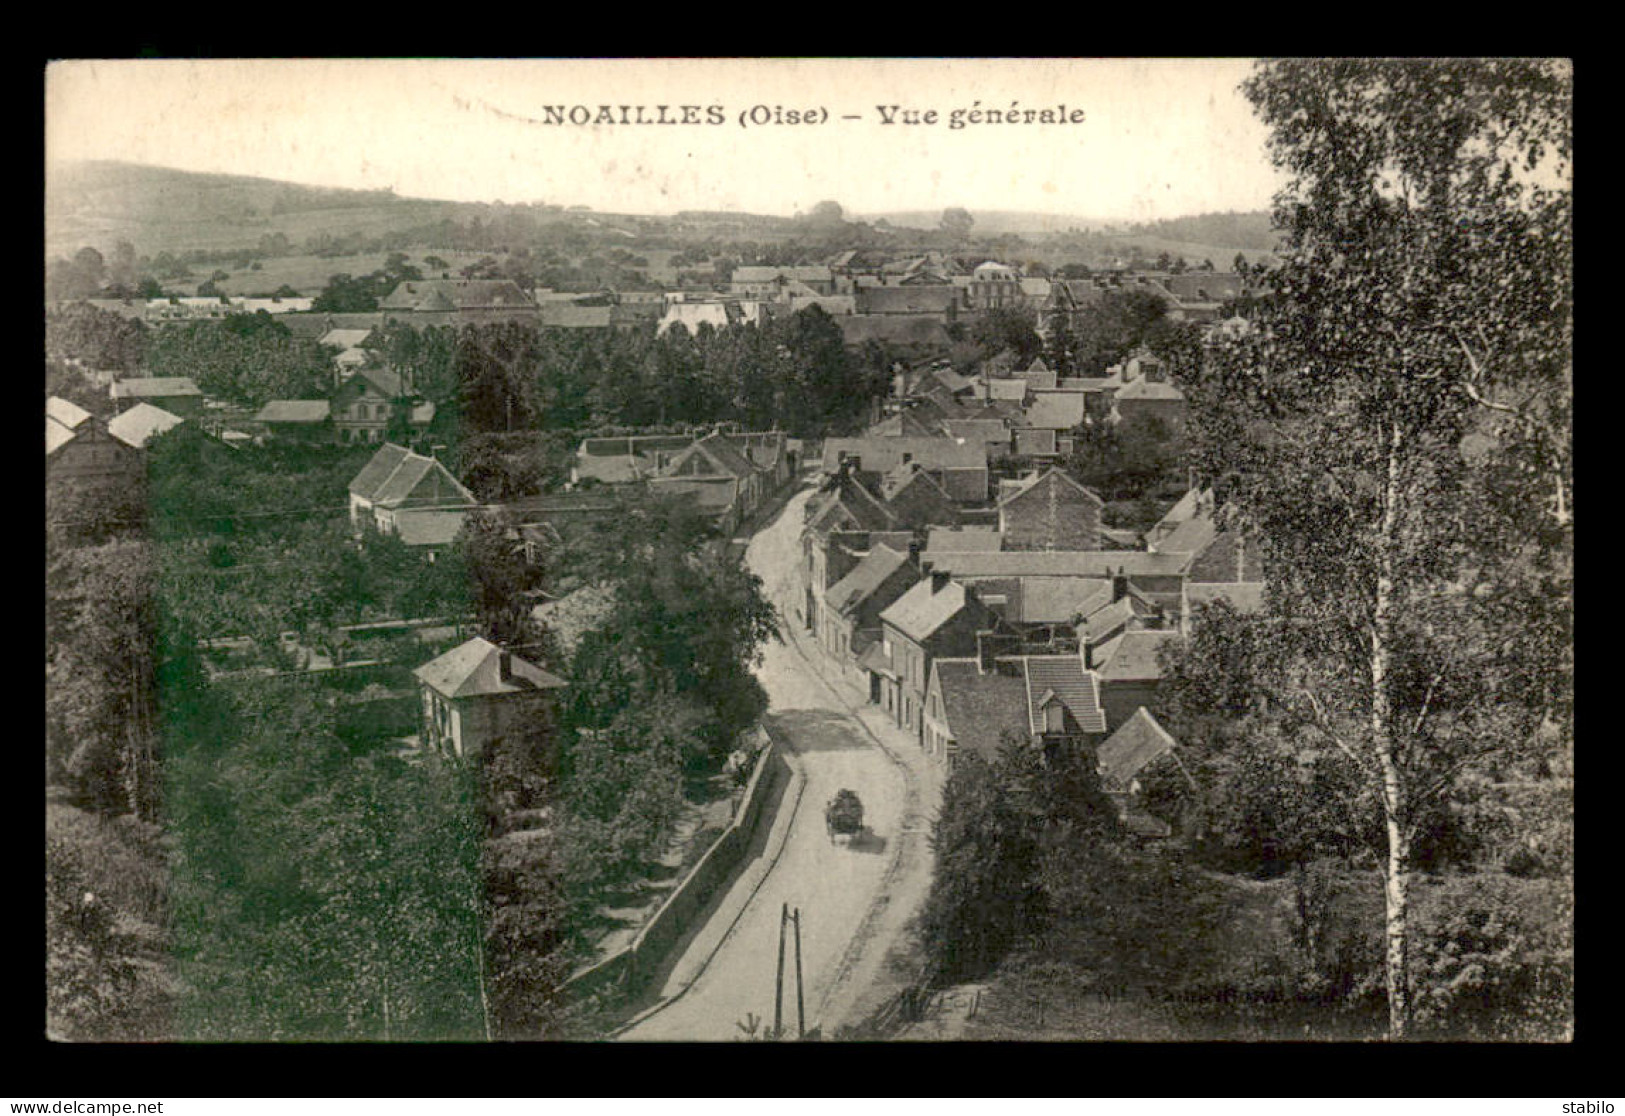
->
343, 425, 796, 563
877, 349, 1188, 470
798, 401, 1263, 837
570, 427, 795, 536
46, 392, 225, 486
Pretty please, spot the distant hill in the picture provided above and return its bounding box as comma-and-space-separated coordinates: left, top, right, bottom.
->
862, 209, 1117, 235
861, 207, 1279, 260
46, 160, 1280, 267
46, 161, 575, 259
1122, 211, 1277, 251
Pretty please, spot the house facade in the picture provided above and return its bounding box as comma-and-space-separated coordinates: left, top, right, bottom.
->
348, 442, 478, 537
877, 574, 1002, 744
414, 638, 567, 759
46, 413, 143, 485
997, 468, 1104, 552
111, 377, 205, 418
923, 652, 1108, 770
818, 543, 919, 678
331, 367, 412, 445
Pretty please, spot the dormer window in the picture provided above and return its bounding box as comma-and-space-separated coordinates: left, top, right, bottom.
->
1045, 700, 1066, 734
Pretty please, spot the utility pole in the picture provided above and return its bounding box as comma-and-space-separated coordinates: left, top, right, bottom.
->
775, 902, 788, 1039
793, 907, 805, 1039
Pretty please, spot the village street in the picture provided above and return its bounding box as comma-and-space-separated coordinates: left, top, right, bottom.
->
619, 486, 943, 1041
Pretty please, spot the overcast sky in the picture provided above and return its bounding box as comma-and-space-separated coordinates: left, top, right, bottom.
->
46, 58, 1284, 222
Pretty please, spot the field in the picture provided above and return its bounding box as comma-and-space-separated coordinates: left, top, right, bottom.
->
200, 249, 496, 297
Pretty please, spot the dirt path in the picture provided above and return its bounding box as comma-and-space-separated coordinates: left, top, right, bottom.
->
619, 487, 941, 1041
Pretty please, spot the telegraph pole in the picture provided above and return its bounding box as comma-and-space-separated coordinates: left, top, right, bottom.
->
793, 907, 805, 1039
775, 902, 788, 1039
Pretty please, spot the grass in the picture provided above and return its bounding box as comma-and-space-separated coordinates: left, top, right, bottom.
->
186, 249, 505, 297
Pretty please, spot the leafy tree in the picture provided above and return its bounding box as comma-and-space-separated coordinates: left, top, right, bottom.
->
143, 318, 332, 406
1186, 58, 1571, 1038
919, 736, 1119, 983
167, 679, 486, 1039
46, 540, 161, 820
47, 834, 146, 1039
970, 306, 1042, 365
941, 207, 975, 238
1070, 289, 1170, 375
46, 302, 147, 373
806, 200, 845, 227
454, 509, 541, 647
312, 272, 384, 313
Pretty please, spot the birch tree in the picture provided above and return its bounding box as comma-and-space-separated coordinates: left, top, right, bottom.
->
1186, 59, 1572, 1038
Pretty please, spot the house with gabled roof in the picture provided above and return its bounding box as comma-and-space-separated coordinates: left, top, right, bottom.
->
47, 410, 142, 485
380, 279, 539, 324
997, 468, 1105, 552
1096, 706, 1191, 841
320, 327, 377, 370
1113, 371, 1187, 433
414, 637, 567, 759
1024, 391, 1088, 435
1092, 629, 1184, 731
878, 573, 1002, 744
869, 409, 943, 439
730, 265, 836, 297
942, 418, 1013, 460
801, 470, 903, 634
647, 430, 770, 535
112, 376, 204, 418
1181, 582, 1266, 630
330, 366, 431, 446
878, 465, 962, 531
107, 402, 184, 449
974, 576, 1114, 641
922, 652, 1108, 769
818, 543, 920, 673
821, 437, 989, 504
972, 377, 1032, 405
1012, 427, 1059, 458
922, 657, 1028, 767
855, 285, 962, 320
1016, 357, 1058, 391
348, 442, 477, 539
1185, 527, 1265, 585
1023, 654, 1109, 740
254, 399, 333, 443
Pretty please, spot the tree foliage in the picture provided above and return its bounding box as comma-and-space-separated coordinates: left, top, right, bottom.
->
920, 737, 1119, 983
1183, 59, 1572, 1038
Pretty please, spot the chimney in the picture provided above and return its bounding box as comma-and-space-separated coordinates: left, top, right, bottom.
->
498, 644, 514, 684
931, 570, 951, 594
976, 629, 998, 674
1112, 566, 1129, 602
907, 539, 923, 570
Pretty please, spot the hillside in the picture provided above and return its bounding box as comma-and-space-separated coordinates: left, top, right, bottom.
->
863, 209, 1118, 235
46, 160, 1279, 271
46, 161, 563, 258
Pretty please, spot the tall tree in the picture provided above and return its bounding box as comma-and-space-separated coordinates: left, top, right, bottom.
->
1188, 59, 1572, 1038
941, 207, 975, 239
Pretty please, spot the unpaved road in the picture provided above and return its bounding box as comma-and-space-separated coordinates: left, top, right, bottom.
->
620, 487, 919, 1041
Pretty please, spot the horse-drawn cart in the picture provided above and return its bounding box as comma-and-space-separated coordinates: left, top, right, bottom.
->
825, 789, 864, 844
